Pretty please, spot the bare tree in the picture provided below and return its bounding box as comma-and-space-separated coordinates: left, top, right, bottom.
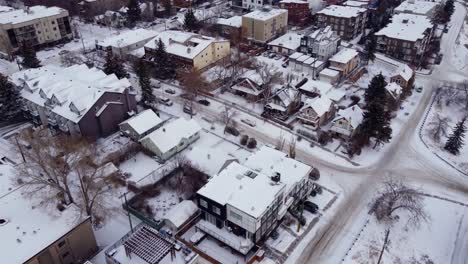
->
370, 177, 429, 264
60, 51, 83, 67
256, 61, 283, 105
288, 136, 297, 159
427, 113, 450, 142
177, 67, 209, 118
461, 80, 468, 110
221, 104, 237, 133
276, 130, 286, 151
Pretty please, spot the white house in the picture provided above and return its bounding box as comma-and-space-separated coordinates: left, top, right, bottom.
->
119, 109, 163, 141
297, 96, 336, 129
298, 26, 340, 61
268, 32, 302, 55
140, 118, 201, 161
330, 105, 363, 138
163, 200, 199, 233
96, 29, 159, 59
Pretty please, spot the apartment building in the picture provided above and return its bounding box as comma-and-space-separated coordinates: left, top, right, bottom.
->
298, 26, 340, 61
10, 64, 137, 140
278, 0, 311, 26
0, 6, 72, 55
144, 30, 230, 70
375, 13, 434, 64
242, 8, 288, 44
316, 5, 367, 41
96, 29, 158, 59
0, 164, 98, 264
196, 147, 313, 254
234, 0, 272, 10
394, 0, 439, 16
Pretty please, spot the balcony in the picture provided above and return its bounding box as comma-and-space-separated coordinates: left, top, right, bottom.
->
47, 117, 58, 126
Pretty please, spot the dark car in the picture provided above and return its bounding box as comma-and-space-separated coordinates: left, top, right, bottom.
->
304, 201, 319, 214
197, 99, 210, 106
183, 104, 196, 115
165, 88, 176, 94
225, 126, 240, 136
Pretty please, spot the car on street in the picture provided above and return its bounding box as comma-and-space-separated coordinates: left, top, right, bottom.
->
304, 201, 319, 214
152, 81, 161, 89
183, 104, 196, 115
158, 96, 173, 106
268, 53, 276, 59
165, 88, 176, 94
197, 99, 210, 106
416, 87, 423, 93
241, 118, 256, 127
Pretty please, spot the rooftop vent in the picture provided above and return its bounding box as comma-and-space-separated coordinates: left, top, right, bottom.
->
271, 172, 281, 183
0, 219, 8, 226
402, 19, 409, 24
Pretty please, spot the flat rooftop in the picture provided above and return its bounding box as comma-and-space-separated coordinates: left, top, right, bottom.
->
329, 48, 359, 64
317, 5, 366, 18
97, 29, 158, 48
0, 164, 83, 264
243, 8, 287, 21
375, 13, 433, 42
394, 0, 439, 15
0, 5, 67, 25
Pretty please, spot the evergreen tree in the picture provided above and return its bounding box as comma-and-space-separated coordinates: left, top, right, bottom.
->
444, 0, 455, 20
126, 0, 142, 26
364, 73, 387, 106
360, 102, 393, 149
362, 34, 377, 64
184, 9, 198, 32
103, 52, 129, 79
20, 41, 41, 69
444, 117, 466, 155
163, 0, 172, 17
135, 59, 155, 107
0, 73, 22, 122
153, 39, 175, 79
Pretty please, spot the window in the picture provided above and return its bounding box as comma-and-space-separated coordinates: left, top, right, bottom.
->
58, 240, 66, 248
200, 199, 208, 208
62, 252, 70, 258
52, 21, 56, 24
213, 206, 221, 215
230, 211, 243, 221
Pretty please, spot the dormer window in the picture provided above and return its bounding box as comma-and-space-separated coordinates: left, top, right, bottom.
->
69, 102, 80, 115
39, 89, 47, 99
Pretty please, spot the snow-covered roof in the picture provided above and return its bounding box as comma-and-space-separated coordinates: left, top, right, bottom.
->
270, 86, 300, 108
305, 26, 339, 44
0, 5, 67, 25
268, 32, 302, 51
326, 88, 346, 102
393, 64, 413, 81
394, 0, 438, 15
343, 0, 368, 7
141, 118, 201, 153
0, 164, 83, 264
243, 8, 287, 21
280, 0, 308, 4
320, 68, 340, 77
129, 47, 145, 58
333, 105, 363, 128
120, 109, 162, 135
375, 13, 433, 42
385, 82, 403, 98
244, 146, 311, 196
329, 48, 359, 64
317, 5, 366, 18
299, 80, 333, 95
0, 5, 14, 13
217, 15, 242, 28
164, 200, 198, 229
97, 29, 158, 48
145, 31, 228, 60
11, 64, 131, 123
198, 161, 285, 218
303, 96, 334, 116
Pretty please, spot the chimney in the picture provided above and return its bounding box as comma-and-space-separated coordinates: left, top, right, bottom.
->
271, 172, 281, 183
187, 47, 191, 53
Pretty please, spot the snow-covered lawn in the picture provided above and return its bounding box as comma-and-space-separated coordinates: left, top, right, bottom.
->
344, 196, 468, 264
421, 87, 468, 174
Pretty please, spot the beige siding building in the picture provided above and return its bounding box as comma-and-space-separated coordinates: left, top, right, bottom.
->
328, 48, 359, 77
144, 30, 231, 70
0, 6, 72, 56
242, 8, 288, 43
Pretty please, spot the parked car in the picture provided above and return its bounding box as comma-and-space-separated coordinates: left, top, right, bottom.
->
262, 52, 269, 57
274, 55, 282, 60
197, 99, 210, 106
304, 201, 319, 214
165, 88, 176, 94
268, 53, 276, 59
158, 96, 173, 106
225, 126, 240, 136
183, 104, 196, 115
152, 81, 161, 89
58, 50, 69, 56
241, 118, 256, 127
416, 87, 423, 93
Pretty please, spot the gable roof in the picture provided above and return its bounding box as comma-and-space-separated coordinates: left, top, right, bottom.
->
393, 64, 413, 81
333, 105, 363, 128
97, 29, 158, 49
120, 109, 163, 135
385, 82, 403, 99
329, 48, 359, 64
302, 96, 334, 116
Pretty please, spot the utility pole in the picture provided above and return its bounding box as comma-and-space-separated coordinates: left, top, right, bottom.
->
14, 135, 26, 163
377, 228, 390, 264
124, 192, 134, 233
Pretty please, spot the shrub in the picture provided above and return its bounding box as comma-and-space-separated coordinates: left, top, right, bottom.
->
350, 95, 360, 105
247, 138, 257, 149
318, 132, 331, 146
240, 135, 249, 145
297, 135, 302, 141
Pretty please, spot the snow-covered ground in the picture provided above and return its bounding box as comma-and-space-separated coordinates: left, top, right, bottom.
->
344, 196, 468, 264
421, 87, 468, 174
451, 19, 468, 71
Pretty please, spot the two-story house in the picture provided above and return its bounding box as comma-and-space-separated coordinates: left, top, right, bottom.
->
263, 86, 302, 120
330, 105, 363, 138
316, 5, 367, 41
230, 70, 265, 101
297, 96, 336, 129
11, 64, 137, 140
327, 47, 360, 79
298, 26, 340, 61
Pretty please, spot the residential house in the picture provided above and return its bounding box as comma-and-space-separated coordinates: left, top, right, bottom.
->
298, 26, 340, 61
140, 118, 201, 161
216, 16, 243, 40
119, 109, 164, 141
297, 96, 336, 129
196, 147, 312, 254
263, 86, 302, 120
242, 8, 288, 44
288, 52, 326, 78
96, 29, 158, 59
343, 0, 369, 7
328, 47, 360, 79
11, 64, 137, 140
385, 82, 404, 110
0, 6, 72, 56
278, 0, 311, 26
0, 6, 14, 13
94, 10, 126, 28
390, 64, 415, 90
298, 79, 333, 98
163, 200, 199, 233
329, 105, 363, 138
144, 30, 231, 70
79, 0, 129, 20
394, 0, 439, 16
0, 164, 98, 264
319, 68, 340, 84
104, 224, 200, 264
231, 70, 265, 101
375, 13, 434, 64
236, 0, 272, 10
268, 32, 302, 55
316, 5, 367, 41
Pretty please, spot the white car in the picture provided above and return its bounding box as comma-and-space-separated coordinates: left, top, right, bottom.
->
158, 97, 173, 106
241, 118, 256, 127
